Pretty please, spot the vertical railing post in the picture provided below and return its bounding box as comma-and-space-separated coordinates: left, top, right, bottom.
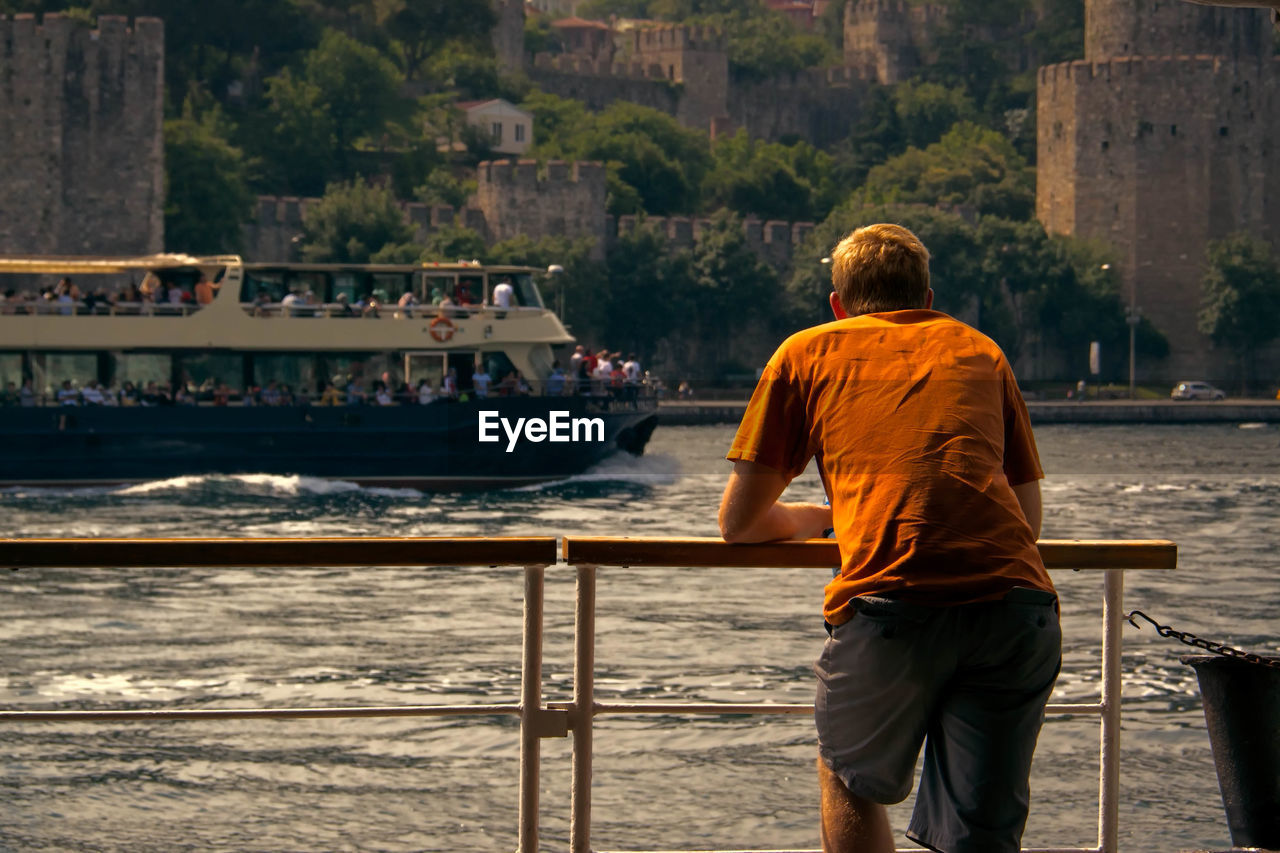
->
570, 563, 597, 853
1098, 568, 1125, 853
518, 564, 546, 853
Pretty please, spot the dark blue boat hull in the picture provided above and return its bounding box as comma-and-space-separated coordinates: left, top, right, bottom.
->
0, 398, 659, 489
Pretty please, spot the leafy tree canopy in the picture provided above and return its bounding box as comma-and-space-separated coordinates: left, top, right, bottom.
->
861, 122, 1034, 220
300, 179, 415, 263
163, 97, 255, 254
1199, 232, 1280, 388
702, 130, 837, 222
524, 96, 711, 215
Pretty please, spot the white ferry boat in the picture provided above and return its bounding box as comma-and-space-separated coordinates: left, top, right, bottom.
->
0, 254, 658, 488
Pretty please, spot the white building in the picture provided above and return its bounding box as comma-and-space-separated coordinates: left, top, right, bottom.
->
458, 99, 534, 156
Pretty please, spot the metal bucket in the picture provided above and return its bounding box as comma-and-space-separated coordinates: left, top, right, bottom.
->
1182, 655, 1280, 849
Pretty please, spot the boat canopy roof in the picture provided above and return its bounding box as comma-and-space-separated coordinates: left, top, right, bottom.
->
0, 254, 240, 274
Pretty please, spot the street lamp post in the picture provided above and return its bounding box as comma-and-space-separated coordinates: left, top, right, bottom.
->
1126, 304, 1142, 399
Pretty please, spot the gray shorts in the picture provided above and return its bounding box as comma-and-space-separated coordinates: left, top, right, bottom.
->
814, 591, 1061, 853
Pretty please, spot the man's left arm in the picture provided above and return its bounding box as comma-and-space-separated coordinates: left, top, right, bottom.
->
718, 459, 831, 543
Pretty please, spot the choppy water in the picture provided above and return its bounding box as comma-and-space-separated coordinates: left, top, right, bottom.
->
2, 423, 1278, 852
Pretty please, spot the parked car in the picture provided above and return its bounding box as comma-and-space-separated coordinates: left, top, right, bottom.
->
1171, 381, 1226, 400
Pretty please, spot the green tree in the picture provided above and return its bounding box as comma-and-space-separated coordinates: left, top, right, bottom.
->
1199, 232, 1280, 392
420, 224, 488, 263
892, 80, 977, 150
258, 29, 406, 193
717, 10, 834, 82
380, 0, 495, 79
687, 211, 781, 373
862, 122, 1034, 220
163, 101, 255, 253
703, 130, 837, 222
525, 98, 711, 215
300, 179, 415, 263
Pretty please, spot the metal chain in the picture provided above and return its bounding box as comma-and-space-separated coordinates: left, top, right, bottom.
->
1125, 610, 1280, 670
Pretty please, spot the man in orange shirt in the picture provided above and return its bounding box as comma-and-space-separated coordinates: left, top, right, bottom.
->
719, 224, 1059, 853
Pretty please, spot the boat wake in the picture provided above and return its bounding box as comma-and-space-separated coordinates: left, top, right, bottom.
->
2, 473, 424, 500
509, 452, 682, 491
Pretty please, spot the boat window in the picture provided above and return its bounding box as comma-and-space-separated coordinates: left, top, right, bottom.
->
331, 272, 361, 304
180, 353, 243, 395
456, 275, 483, 307
404, 352, 447, 390
284, 271, 327, 303
112, 353, 173, 389
0, 352, 22, 388
482, 351, 516, 383
253, 354, 318, 396
447, 352, 476, 392
243, 270, 288, 303
31, 352, 102, 395
371, 273, 409, 306
513, 273, 543, 309
421, 273, 455, 304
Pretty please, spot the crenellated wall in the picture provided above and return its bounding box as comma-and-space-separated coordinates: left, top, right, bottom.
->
0, 13, 165, 255
729, 66, 867, 148
842, 0, 947, 84
474, 159, 609, 257
242, 197, 489, 263
1037, 0, 1280, 382
607, 214, 815, 270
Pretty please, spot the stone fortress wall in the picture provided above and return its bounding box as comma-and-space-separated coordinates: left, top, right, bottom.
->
529, 20, 869, 147
1037, 0, 1280, 380
0, 13, 164, 255
243, 160, 817, 270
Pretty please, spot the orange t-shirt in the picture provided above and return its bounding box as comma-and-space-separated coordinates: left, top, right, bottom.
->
728, 309, 1053, 625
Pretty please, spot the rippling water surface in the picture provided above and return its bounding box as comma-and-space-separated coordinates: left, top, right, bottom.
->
2, 423, 1278, 852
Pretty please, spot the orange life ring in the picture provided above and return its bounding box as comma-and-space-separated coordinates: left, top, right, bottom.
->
429, 316, 455, 342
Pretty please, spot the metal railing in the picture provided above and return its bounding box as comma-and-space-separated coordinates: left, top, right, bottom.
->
0, 536, 1178, 853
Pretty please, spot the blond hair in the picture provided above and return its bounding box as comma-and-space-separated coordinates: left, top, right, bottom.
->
830, 223, 931, 316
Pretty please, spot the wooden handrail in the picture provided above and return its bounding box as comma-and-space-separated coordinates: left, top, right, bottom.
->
562, 536, 1177, 570
0, 537, 558, 568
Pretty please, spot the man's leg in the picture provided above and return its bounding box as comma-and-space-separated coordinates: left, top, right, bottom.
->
818, 757, 895, 853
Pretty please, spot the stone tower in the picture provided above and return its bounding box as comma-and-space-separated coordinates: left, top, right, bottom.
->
1036, 0, 1279, 380
0, 13, 165, 255
629, 25, 729, 133
491, 0, 525, 73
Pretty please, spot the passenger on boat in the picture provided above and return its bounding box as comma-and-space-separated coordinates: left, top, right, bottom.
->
442, 368, 459, 399
260, 381, 281, 406
80, 379, 106, 405
546, 361, 566, 396
1, 381, 18, 405
373, 380, 393, 406
471, 366, 492, 398
119, 381, 140, 406
331, 292, 354, 317
397, 289, 416, 318
194, 275, 220, 305
492, 276, 514, 309
56, 380, 80, 405
316, 379, 342, 406
19, 378, 36, 406
54, 278, 79, 315
335, 377, 359, 406
416, 378, 436, 405
720, 224, 1057, 853
214, 382, 232, 406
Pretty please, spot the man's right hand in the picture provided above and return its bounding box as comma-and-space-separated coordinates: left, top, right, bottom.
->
719, 460, 832, 543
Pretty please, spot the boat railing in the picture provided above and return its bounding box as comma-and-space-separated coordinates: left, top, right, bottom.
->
237, 301, 548, 320
11, 386, 661, 407
1, 299, 206, 316
0, 536, 1178, 853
